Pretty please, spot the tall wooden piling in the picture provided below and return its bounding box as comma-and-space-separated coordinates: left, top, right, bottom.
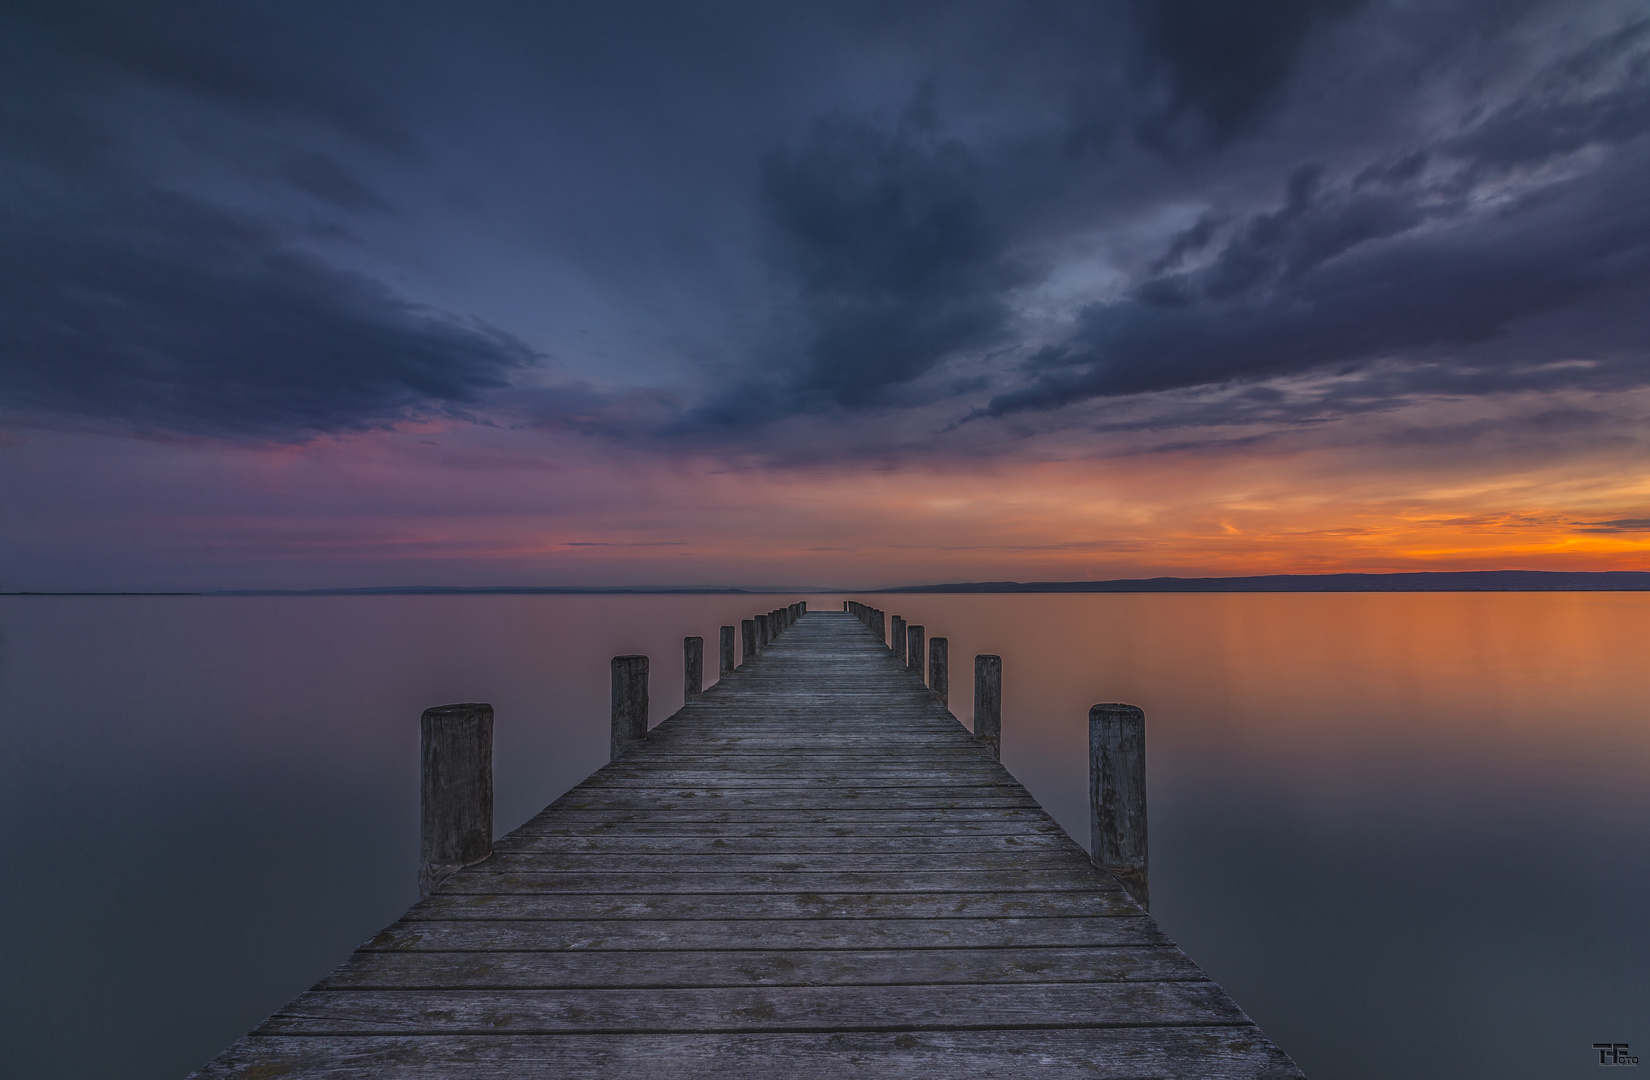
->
1090, 703, 1149, 910
756, 613, 771, 647
741, 619, 757, 665
419, 703, 493, 897
974, 655, 1001, 759
684, 636, 703, 697
929, 637, 948, 707
719, 625, 736, 675
907, 624, 925, 678
610, 655, 649, 761
891, 615, 906, 664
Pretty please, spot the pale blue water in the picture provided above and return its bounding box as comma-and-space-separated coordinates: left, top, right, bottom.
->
0, 593, 1645, 1078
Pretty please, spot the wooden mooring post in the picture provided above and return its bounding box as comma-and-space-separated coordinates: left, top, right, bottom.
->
974, 654, 1001, 759
684, 636, 703, 697
929, 636, 948, 707
907, 624, 925, 678
610, 655, 648, 761
719, 625, 735, 676
418, 703, 493, 897
1090, 702, 1149, 910
741, 619, 757, 664
757, 613, 771, 647
891, 615, 906, 664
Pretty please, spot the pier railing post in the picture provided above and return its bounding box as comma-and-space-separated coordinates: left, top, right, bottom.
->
720, 625, 736, 676
907, 625, 925, 678
974, 655, 1001, 759
757, 613, 771, 647
929, 637, 948, 707
420, 703, 493, 897
1089, 703, 1148, 910
684, 636, 703, 697
610, 655, 649, 761
741, 619, 757, 665
875, 610, 885, 645
891, 616, 906, 663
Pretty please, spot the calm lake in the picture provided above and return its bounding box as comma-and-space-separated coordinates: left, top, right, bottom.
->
1, 593, 1646, 1078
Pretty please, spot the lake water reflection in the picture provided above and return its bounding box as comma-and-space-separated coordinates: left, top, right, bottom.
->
1, 593, 1645, 1078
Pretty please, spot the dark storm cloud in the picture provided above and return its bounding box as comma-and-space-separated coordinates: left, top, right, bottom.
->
9, 0, 415, 154
0, 181, 533, 439
6, 0, 1650, 452
1576, 518, 1650, 533
0, 0, 541, 439
278, 153, 394, 215
750, 108, 1027, 412
1126, 0, 1373, 148
983, 23, 1650, 420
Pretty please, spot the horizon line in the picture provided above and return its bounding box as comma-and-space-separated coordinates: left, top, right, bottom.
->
6, 568, 1650, 597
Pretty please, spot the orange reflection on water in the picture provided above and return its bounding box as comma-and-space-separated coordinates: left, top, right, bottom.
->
870, 592, 1650, 837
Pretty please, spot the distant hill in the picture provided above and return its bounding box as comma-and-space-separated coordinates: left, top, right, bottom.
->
879, 570, 1650, 592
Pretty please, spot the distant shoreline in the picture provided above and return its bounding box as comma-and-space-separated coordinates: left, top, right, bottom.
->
5, 570, 1650, 595
877, 570, 1650, 593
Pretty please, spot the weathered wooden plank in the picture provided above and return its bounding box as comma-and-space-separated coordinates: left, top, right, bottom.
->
474, 852, 1096, 874
193, 1028, 1305, 1080
261, 982, 1250, 1034
506, 821, 1070, 838
361, 916, 1170, 952
432, 870, 1117, 894
507, 808, 1062, 824
491, 833, 1079, 853
547, 794, 1042, 811
405, 890, 1140, 920
318, 946, 1205, 989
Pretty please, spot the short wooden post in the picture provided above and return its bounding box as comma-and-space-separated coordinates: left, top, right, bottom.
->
420, 703, 493, 897
891, 616, 906, 663
974, 655, 1001, 759
610, 655, 649, 761
907, 625, 925, 678
719, 625, 736, 675
874, 609, 885, 644
929, 637, 948, 707
684, 636, 703, 697
756, 613, 771, 646
741, 619, 757, 664
1090, 703, 1148, 910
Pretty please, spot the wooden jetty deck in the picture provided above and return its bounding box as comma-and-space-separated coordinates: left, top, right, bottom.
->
193, 609, 1303, 1079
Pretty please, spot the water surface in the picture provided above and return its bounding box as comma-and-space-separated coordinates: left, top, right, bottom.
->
0, 593, 1645, 1078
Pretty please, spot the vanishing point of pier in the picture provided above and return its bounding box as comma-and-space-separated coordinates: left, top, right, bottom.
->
193, 605, 1303, 1078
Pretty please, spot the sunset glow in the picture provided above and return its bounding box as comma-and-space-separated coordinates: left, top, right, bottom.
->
3, 3, 1649, 589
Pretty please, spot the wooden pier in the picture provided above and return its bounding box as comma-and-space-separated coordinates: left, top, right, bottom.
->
193, 608, 1303, 1079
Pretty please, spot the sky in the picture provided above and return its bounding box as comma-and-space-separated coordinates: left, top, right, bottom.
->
3, 0, 1649, 590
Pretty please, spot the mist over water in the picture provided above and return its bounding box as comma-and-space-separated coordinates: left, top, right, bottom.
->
1, 593, 1645, 1079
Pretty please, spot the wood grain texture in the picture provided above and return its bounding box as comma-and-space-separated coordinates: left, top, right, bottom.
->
189, 611, 1303, 1079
